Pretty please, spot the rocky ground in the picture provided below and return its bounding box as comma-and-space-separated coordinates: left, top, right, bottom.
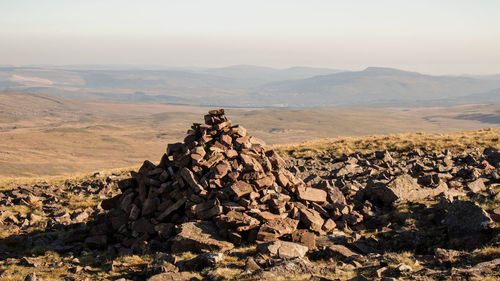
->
0, 145, 499, 281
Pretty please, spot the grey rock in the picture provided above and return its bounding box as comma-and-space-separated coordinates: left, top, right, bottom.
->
257, 240, 309, 259
446, 200, 492, 238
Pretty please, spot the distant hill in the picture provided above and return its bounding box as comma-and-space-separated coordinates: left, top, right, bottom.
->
256, 67, 500, 107
197, 65, 342, 83
0, 65, 499, 107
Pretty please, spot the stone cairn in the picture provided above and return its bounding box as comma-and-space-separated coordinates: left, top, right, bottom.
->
99, 109, 357, 254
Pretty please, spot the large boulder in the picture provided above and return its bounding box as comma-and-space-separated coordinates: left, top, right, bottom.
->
367, 174, 447, 205
445, 200, 492, 238
170, 221, 234, 253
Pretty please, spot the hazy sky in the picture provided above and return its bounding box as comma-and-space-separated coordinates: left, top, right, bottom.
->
1, 0, 499, 74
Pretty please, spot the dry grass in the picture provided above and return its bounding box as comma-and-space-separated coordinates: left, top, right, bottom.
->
0, 252, 68, 281
274, 128, 500, 158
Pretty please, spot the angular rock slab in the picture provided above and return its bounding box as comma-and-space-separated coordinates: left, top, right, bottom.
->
446, 200, 492, 238
170, 221, 234, 253
257, 240, 309, 259
367, 174, 447, 205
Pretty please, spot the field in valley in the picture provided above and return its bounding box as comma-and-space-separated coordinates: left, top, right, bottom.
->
0, 90, 499, 178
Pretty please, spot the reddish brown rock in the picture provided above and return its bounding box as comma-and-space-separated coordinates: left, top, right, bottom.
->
179, 167, 204, 194
214, 162, 230, 179
297, 186, 327, 203
254, 176, 274, 189
171, 221, 234, 253
297, 204, 324, 233
220, 134, 232, 146
257, 217, 299, 241
229, 181, 254, 198
291, 229, 316, 250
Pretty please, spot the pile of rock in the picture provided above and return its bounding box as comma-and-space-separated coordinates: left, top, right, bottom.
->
93, 109, 370, 254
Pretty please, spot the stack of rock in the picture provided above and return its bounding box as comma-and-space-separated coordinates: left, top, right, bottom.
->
97, 109, 360, 254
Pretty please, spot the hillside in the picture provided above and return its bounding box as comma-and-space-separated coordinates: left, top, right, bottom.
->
0, 127, 498, 281
1, 66, 500, 107
0, 91, 498, 178
258, 67, 500, 107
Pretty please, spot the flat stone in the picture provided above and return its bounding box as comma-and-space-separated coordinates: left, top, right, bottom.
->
257, 240, 309, 259
291, 229, 316, 250
325, 244, 359, 261
466, 179, 487, 193
171, 221, 234, 253
255, 211, 282, 221
297, 187, 327, 203
367, 174, 447, 205
215, 210, 260, 231
229, 181, 254, 197
254, 176, 274, 189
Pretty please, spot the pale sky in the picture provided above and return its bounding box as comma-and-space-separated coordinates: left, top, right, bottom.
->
1, 0, 499, 74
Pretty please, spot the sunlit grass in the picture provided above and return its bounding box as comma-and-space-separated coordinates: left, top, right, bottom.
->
273, 128, 500, 158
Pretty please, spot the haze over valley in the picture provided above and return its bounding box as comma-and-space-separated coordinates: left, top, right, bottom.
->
2, 65, 500, 108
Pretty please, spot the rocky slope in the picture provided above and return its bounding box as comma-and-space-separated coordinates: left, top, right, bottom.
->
0, 111, 498, 281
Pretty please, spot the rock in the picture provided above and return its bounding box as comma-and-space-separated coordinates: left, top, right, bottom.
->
229, 181, 254, 198
326, 186, 346, 205
484, 147, 500, 167
297, 205, 324, 233
291, 229, 316, 250
257, 217, 299, 241
367, 174, 447, 205
244, 257, 261, 273
467, 258, 500, 275
157, 198, 187, 221
24, 273, 39, 281
324, 244, 359, 261
170, 221, 234, 253
434, 248, 460, 260
179, 167, 204, 194
257, 240, 309, 259
53, 211, 71, 225
396, 263, 412, 273
466, 179, 487, 193
445, 200, 492, 238
296, 187, 327, 203
315, 231, 349, 248
178, 252, 224, 271
322, 219, 336, 233
84, 235, 108, 249
71, 211, 89, 223
491, 207, 500, 222
254, 176, 274, 188
19, 257, 40, 267
190, 199, 223, 220
215, 210, 260, 233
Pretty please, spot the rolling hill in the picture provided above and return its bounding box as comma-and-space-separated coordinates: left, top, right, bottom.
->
1, 66, 499, 107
